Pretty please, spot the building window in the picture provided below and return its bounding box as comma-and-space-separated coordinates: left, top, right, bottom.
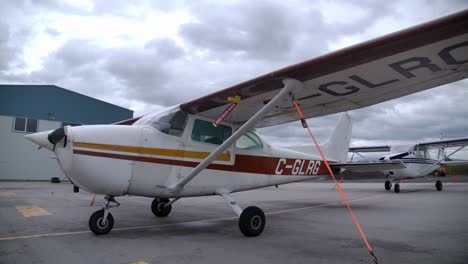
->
62, 122, 81, 127
13, 117, 37, 133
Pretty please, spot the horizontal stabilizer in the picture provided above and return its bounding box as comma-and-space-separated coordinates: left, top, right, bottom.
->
349, 146, 391, 153
440, 159, 468, 165
331, 160, 407, 172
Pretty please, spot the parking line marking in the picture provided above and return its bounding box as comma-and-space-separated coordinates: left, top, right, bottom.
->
16, 206, 52, 217
0, 194, 388, 241
0, 192, 16, 197
129, 262, 148, 264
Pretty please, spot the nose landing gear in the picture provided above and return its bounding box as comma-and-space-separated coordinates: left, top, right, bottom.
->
89, 195, 120, 235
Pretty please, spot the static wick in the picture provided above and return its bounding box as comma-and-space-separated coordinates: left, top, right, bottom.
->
213, 95, 241, 127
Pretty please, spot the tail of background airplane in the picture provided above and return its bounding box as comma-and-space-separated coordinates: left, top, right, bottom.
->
281, 113, 352, 162
322, 113, 352, 162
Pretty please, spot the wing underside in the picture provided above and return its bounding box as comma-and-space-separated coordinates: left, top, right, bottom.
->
416, 137, 468, 150
180, 10, 468, 128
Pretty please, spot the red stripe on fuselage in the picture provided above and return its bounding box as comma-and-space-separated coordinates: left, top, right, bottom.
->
73, 149, 331, 176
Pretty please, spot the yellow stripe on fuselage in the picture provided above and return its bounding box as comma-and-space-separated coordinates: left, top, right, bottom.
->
74, 142, 231, 162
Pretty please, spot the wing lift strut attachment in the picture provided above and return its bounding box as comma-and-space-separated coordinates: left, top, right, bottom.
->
168, 78, 303, 193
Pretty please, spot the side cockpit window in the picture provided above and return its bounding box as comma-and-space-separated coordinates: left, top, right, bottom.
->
191, 119, 232, 145
236, 132, 263, 150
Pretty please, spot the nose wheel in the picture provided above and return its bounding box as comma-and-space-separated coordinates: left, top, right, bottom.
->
89, 195, 120, 235
89, 209, 114, 235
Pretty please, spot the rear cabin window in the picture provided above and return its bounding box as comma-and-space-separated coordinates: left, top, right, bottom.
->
191, 119, 232, 145
236, 132, 263, 150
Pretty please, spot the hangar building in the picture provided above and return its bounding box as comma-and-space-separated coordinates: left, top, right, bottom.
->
0, 85, 133, 181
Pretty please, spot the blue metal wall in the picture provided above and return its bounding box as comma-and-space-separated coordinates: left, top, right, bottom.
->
0, 85, 133, 124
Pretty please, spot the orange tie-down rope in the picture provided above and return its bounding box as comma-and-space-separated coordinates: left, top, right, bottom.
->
291, 96, 379, 264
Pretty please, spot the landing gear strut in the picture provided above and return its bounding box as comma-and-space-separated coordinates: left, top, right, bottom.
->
217, 189, 266, 237
435, 180, 443, 191
384, 180, 392, 191
89, 195, 120, 235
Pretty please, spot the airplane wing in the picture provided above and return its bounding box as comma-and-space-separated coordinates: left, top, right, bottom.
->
179, 10, 468, 128
349, 146, 391, 153
330, 160, 407, 172
416, 137, 468, 150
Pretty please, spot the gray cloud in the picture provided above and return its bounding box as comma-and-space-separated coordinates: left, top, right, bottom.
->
179, 1, 332, 63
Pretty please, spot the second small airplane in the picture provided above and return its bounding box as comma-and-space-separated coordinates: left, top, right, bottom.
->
348, 137, 468, 193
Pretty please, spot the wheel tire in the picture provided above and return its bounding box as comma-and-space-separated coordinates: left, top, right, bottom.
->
384, 180, 392, 191
394, 183, 400, 193
89, 209, 114, 235
50, 177, 61, 183
435, 180, 443, 191
151, 198, 171, 217
239, 206, 265, 237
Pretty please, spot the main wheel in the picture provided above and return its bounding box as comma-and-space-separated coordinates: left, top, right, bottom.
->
385, 180, 392, 191
89, 209, 114, 235
151, 198, 172, 217
394, 183, 400, 193
239, 206, 265, 237
435, 180, 443, 191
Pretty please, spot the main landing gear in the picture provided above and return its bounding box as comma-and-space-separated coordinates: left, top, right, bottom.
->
89, 195, 120, 235
151, 198, 178, 217
384, 179, 399, 193
384, 180, 392, 191
217, 189, 265, 237
386, 179, 443, 193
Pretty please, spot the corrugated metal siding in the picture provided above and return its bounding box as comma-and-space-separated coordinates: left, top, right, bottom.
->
0, 85, 133, 124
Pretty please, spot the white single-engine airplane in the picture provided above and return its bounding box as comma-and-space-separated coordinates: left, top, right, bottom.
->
348, 137, 468, 193
26, 11, 468, 237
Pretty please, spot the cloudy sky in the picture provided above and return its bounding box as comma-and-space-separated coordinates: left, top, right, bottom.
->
1, 0, 467, 158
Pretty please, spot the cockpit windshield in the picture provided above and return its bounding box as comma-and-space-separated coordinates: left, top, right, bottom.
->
134, 107, 188, 137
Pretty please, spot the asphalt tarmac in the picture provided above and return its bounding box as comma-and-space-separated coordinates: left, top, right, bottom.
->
1, 180, 467, 264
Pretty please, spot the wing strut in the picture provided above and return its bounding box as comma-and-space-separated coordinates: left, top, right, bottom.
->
415, 145, 466, 179
168, 78, 304, 193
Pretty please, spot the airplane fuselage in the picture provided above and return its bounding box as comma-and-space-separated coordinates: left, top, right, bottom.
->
53, 111, 332, 198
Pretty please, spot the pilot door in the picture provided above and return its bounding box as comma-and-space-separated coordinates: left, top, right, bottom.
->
176, 116, 235, 183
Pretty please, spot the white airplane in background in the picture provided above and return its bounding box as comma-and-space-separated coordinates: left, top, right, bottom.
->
25, 10, 468, 240
348, 137, 468, 193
